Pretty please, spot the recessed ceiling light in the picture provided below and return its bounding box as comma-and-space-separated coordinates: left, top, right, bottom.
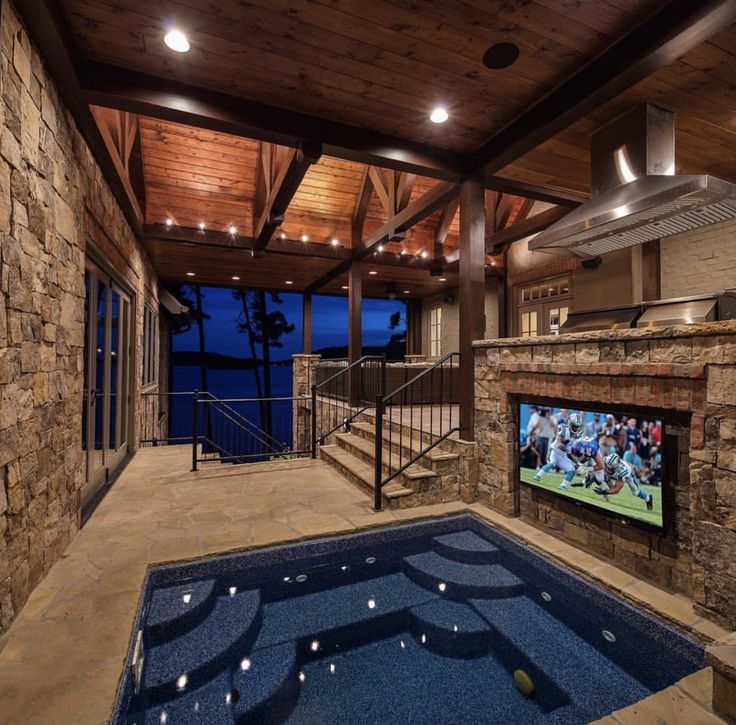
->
232, 275, 240, 281
280, 232, 287, 240
164, 29, 190, 53
285, 280, 293, 285
403, 290, 410, 294
341, 285, 349, 290
377, 244, 384, 252
482, 42, 520, 70
330, 237, 339, 247
439, 277, 447, 282
491, 260, 496, 266
229, 226, 237, 235
400, 249, 406, 256
369, 270, 377, 275
420, 250, 428, 259
165, 218, 173, 227
186, 272, 195, 277
301, 233, 310, 243
198, 222, 205, 231
429, 106, 449, 124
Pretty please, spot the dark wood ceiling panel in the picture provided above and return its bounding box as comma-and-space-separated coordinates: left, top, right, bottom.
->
61, 0, 664, 153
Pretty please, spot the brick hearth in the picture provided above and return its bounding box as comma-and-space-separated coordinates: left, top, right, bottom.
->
473, 320, 736, 629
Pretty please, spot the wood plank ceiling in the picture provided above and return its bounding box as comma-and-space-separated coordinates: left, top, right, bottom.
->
60, 0, 667, 153
54, 0, 736, 296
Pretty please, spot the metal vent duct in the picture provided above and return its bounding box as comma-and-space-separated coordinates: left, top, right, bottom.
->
531, 104, 736, 258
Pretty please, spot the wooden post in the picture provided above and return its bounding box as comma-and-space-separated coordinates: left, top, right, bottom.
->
459, 179, 486, 441
302, 293, 312, 354
348, 261, 362, 407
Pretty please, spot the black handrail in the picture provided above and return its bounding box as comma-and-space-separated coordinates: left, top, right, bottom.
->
373, 352, 460, 510
191, 392, 311, 469
311, 355, 386, 457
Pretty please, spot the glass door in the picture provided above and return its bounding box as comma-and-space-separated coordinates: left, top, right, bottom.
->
515, 277, 572, 337
82, 262, 133, 506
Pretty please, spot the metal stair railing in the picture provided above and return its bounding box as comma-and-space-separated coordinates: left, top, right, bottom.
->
311, 355, 386, 457
372, 352, 460, 510
192, 391, 311, 469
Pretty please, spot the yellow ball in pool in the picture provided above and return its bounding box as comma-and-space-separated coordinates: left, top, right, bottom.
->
513, 669, 535, 697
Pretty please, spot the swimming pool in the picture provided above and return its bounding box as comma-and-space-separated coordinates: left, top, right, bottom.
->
116, 514, 703, 724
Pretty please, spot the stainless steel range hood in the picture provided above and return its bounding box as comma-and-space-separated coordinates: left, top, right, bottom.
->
530, 103, 736, 258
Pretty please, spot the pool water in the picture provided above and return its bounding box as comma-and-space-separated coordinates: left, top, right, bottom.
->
118, 515, 703, 725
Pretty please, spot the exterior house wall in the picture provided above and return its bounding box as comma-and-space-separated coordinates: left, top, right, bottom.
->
420, 278, 499, 358
0, 0, 160, 633
660, 218, 736, 298
473, 321, 736, 629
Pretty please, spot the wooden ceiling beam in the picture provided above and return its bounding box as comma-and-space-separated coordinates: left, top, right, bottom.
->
433, 198, 459, 261
396, 172, 417, 211
70, 62, 466, 181
471, 0, 736, 177
495, 194, 516, 231
485, 177, 586, 207
305, 180, 459, 294
252, 141, 322, 250
486, 205, 571, 254
352, 166, 374, 236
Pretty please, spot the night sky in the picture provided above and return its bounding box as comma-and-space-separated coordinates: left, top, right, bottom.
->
173, 287, 407, 360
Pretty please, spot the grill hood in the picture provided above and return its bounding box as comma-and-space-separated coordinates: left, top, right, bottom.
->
530, 103, 736, 258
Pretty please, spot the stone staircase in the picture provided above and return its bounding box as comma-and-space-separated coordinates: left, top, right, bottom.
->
317, 413, 463, 509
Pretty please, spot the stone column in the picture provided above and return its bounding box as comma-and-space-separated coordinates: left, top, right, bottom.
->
292, 354, 321, 451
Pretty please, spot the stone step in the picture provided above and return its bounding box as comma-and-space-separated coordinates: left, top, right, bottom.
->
143, 589, 262, 701
318, 445, 415, 504
146, 579, 216, 645
349, 421, 458, 474
471, 596, 651, 720
407, 599, 491, 658
334, 432, 439, 486
233, 641, 300, 724
432, 531, 500, 565
402, 551, 524, 600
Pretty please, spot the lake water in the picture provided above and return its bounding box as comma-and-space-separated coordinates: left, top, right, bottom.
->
172, 364, 294, 398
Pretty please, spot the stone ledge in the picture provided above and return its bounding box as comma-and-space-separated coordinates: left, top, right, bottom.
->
494, 361, 707, 378
473, 319, 736, 348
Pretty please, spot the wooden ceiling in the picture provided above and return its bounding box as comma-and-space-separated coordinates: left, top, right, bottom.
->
60, 0, 667, 153
20, 0, 736, 298
499, 22, 736, 195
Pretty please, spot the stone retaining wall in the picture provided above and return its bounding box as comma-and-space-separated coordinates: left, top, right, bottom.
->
474, 320, 736, 628
0, 0, 160, 633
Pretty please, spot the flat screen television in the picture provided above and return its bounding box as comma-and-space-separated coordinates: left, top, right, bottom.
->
519, 402, 664, 529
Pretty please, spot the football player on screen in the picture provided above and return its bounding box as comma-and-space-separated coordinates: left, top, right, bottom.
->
533, 413, 584, 488
564, 435, 607, 492
596, 452, 654, 511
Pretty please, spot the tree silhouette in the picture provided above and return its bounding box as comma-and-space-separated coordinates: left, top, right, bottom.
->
233, 290, 295, 442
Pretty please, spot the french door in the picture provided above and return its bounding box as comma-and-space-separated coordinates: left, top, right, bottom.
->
82, 261, 133, 506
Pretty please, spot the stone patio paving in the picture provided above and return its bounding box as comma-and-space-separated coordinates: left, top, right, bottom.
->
0, 446, 729, 724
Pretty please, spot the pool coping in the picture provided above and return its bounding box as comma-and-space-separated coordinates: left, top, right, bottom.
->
112, 509, 715, 724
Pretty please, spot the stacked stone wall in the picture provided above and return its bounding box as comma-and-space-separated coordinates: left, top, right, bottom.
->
474, 321, 736, 628
0, 0, 160, 633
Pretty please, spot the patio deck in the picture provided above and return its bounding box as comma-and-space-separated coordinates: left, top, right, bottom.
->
0, 446, 728, 725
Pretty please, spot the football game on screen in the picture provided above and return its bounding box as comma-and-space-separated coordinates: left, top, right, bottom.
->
519, 403, 664, 528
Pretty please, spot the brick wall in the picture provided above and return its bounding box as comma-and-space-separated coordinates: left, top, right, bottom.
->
474, 321, 736, 628
0, 0, 160, 633
660, 218, 736, 298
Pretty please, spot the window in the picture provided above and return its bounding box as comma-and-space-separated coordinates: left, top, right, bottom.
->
515, 277, 571, 337
429, 305, 442, 357
142, 304, 158, 387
